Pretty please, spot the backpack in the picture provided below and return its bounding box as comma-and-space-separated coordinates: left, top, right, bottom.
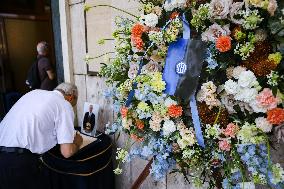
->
26, 58, 41, 90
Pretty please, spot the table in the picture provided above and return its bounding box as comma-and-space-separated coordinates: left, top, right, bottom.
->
41, 132, 114, 189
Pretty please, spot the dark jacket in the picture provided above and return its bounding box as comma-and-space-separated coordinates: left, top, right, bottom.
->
83, 112, 96, 133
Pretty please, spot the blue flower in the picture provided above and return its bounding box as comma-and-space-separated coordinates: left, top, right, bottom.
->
205, 48, 218, 69
247, 145, 256, 155
113, 100, 121, 113
241, 152, 250, 162
141, 146, 153, 157
222, 178, 231, 189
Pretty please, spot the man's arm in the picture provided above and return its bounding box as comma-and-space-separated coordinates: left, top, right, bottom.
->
60, 133, 83, 158
46, 70, 55, 80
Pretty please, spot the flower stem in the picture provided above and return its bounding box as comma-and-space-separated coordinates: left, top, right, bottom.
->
86, 4, 138, 19
213, 106, 222, 125
89, 52, 115, 60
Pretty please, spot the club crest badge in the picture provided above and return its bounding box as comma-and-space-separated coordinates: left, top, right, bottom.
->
176, 61, 187, 75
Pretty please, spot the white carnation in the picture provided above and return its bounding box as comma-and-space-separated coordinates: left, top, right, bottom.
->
143, 13, 159, 27
249, 100, 267, 113
232, 66, 246, 79
230, 2, 244, 25
255, 117, 272, 133
164, 97, 177, 107
224, 80, 239, 95
221, 93, 236, 114
238, 70, 258, 88
164, 0, 187, 12
201, 81, 217, 94
128, 64, 139, 79
235, 88, 258, 103
209, 0, 233, 19
201, 23, 231, 42
203, 94, 221, 108
122, 118, 132, 130
163, 120, 176, 136
196, 90, 206, 102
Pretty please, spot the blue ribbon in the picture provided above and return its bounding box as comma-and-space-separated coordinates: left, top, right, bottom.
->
163, 16, 205, 148
190, 95, 205, 148
125, 16, 206, 148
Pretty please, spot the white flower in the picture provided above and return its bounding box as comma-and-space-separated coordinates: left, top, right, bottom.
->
201, 81, 217, 94
224, 80, 239, 95
205, 124, 221, 138
177, 128, 196, 149
237, 122, 259, 143
149, 112, 162, 132
116, 148, 129, 163
255, 117, 272, 133
128, 64, 139, 79
249, 100, 267, 113
209, 0, 233, 19
143, 13, 159, 27
255, 29, 267, 42
141, 61, 162, 74
152, 6, 162, 17
247, 0, 266, 7
162, 120, 176, 136
235, 88, 258, 103
267, 0, 278, 16
230, 2, 245, 25
226, 66, 234, 79
232, 66, 246, 79
203, 94, 221, 108
164, 97, 177, 107
201, 23, 231, 42
221, 93, 236, 114
238, 70, 258, 88
122, 118, 132, 130
177, 138, 194, 149
164, 0, 187, 12
197, 90, 206, 102
113, 167, 123, 175
270, 163, 284, 185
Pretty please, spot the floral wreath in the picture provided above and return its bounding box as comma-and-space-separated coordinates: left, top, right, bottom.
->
85, 0, 284, 188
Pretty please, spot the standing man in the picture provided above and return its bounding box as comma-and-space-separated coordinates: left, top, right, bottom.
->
37, 41, 56, 90
83, 104, 96, 133
0, 83, 83, 189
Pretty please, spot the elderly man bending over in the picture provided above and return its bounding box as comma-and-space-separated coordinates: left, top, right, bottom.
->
0, 83, 83, 189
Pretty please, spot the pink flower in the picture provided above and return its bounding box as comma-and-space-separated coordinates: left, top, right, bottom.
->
223, 123, 239, 138
256, 88, 278, 111
219, 140, 231, 151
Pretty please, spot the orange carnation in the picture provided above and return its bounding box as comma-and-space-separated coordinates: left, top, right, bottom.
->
131, 37, 144, 50
267, 108, 284, 125
120, 106, 128, 118
216, 36, 231, 52
170, 12, 180, 20
131, 23, 145, 38
136, 119, 145, 130
168, 105, 183, 118
130, 134, 144, 142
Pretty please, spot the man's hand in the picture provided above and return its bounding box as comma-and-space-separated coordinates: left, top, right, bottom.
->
74, 133, 83, 148
60, 133, 83, 158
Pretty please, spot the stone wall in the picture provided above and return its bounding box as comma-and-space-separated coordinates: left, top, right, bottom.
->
62, 1, 283, 188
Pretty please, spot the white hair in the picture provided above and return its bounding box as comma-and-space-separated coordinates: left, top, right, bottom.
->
37, 41, 49, 55
55, 82, 78, 97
